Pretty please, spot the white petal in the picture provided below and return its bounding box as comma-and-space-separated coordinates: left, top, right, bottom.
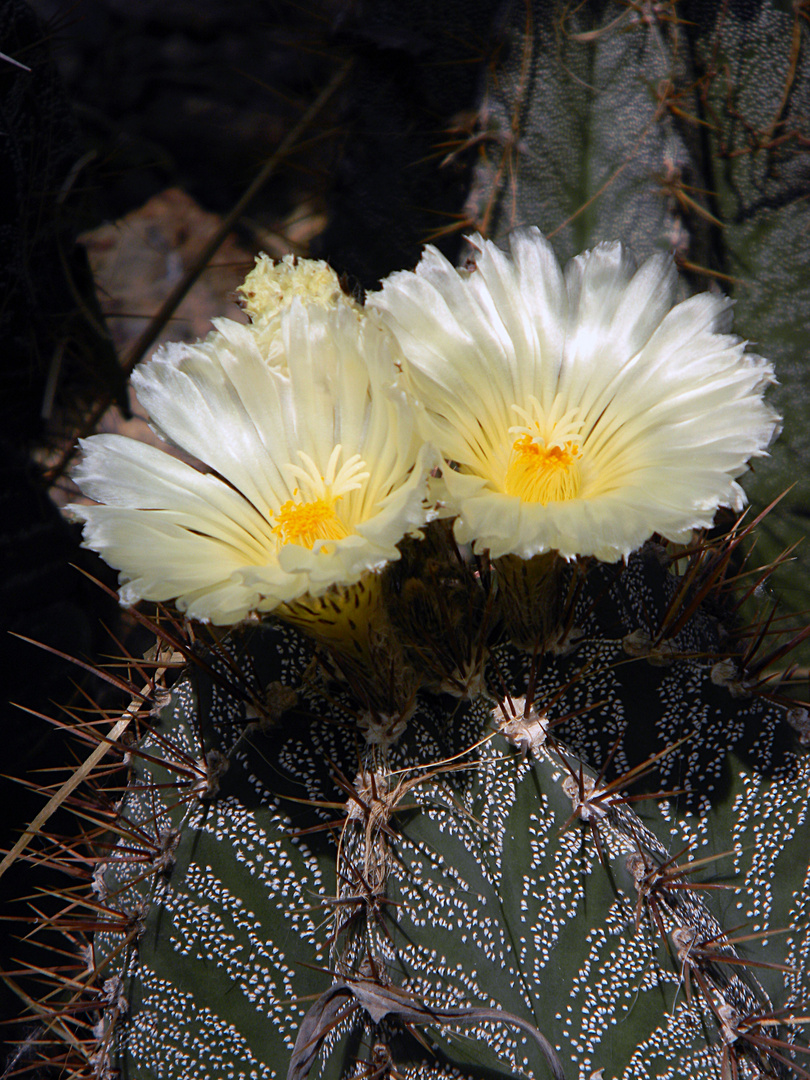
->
72, 435, 276, 554
371, 245, 532, 465
132, 344, 292, 517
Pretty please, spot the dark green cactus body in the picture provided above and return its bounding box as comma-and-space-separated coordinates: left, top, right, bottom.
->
92, 538, 810, 1079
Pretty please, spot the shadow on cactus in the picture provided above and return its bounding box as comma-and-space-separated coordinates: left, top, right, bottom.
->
4, 235, 809, 1080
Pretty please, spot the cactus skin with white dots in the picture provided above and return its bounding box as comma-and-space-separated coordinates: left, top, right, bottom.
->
91, 533, 810, 1080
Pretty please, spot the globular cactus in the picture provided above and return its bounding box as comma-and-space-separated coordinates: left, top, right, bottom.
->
44, 523, 809, 1080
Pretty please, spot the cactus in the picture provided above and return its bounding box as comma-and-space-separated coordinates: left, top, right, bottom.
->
4, 1, 810, 1079
12, 519, 807, 1080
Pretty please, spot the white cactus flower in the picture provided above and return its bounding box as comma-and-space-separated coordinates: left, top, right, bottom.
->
369, 228, 780, 562
70, 281, 435, 625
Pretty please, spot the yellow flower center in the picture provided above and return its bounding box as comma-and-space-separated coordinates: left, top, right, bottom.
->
502, 399, 585, 505
505, 434, 582, 504
272, 445, 369, 551
273, 493, 349, 548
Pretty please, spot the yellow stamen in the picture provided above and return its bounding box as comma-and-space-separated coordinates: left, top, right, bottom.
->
505, 434, 582, 505
273, 494, 349, 548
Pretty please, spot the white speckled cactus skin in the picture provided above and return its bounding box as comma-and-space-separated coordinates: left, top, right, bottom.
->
90, 533, 810, 1079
